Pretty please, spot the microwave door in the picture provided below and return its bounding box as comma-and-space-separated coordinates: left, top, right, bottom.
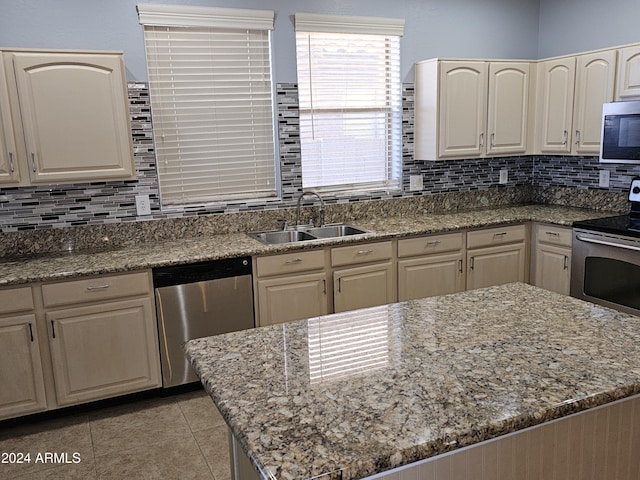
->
601, 113, 640, 163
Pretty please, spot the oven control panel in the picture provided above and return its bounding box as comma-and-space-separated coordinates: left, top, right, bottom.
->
629, 177, 640, 202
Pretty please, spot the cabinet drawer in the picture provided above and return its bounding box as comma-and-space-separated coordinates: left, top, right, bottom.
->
42, 271, 151, 308
467, 224, 527, 249
257, 250, 325, 277
535, 224, 572, 247
0, 286, 33, 314
398, 232, 464, 258
331, 241, 393, 267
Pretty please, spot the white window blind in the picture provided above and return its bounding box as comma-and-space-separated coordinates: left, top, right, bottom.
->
295, 13, 404, 193
138, 5, 277, 206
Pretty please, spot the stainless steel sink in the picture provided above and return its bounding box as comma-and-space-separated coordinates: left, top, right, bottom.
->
303, 224, 368, 238
252, 230, 317, 245
249, 223, 368, 245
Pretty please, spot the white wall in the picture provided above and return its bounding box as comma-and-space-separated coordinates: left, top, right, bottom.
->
0, 0, 539, 83
538, 0, 640, 58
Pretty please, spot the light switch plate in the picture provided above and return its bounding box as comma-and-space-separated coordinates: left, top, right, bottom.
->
409, 175, 423, 191
599, 170, 610, 188
499, 169, 508, 184
135, 194, 152, 216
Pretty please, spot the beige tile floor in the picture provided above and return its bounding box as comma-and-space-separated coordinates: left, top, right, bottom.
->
0, 388, 231, 480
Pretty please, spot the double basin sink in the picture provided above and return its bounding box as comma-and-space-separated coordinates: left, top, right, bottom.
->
250, 223, 368, 245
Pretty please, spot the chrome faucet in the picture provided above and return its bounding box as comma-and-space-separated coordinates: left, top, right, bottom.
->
295, 190, 325, 227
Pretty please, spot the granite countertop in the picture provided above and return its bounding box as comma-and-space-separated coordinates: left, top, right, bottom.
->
0, 204, 614, 286
184, 282, 640, 480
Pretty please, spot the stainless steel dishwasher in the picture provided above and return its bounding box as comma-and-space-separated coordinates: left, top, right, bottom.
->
153, 257, 254, 388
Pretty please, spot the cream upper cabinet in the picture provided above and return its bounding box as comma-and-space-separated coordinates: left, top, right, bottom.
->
572, 50, 617, 154
537, 57, 576, 154
537, 50, 616, 155
486, 62, 531, 156
0, 58, 19, 184
616, 45, 640, 100
1, 49, 135, 186
436, 61, 487, 159
415, 59, 530, 160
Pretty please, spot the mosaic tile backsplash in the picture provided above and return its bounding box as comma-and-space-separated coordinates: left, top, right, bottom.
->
0, 83, 638, 234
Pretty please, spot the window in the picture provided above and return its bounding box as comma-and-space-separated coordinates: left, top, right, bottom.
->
138, 4, 277, 207
295, 13, 404, 193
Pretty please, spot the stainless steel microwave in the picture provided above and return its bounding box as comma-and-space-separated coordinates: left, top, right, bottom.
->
600, 100, 640, 164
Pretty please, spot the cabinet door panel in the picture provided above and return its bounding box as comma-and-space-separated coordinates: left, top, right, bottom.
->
334, 262, 395, 313
11, 52, 134, 183
47, 298, 160, 406
438, 61, 487, 158
539, 58, 576, 154
257, 272, 328, 326
487, 62, 530, 155
534, 244, 571, 295
398, 253, 464, 302
0, 314, 47, 419
0, 57, 19, 184
467, 244, 526, 291
616, 46, 640, 100
573, 51, 616, 154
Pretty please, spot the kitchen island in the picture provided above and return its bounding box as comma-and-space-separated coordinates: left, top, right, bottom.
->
185, 282, 640, 479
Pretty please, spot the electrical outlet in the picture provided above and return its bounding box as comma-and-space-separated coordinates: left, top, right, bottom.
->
409, 174, 423, 191
499, 169, 508, 184
135, 194, 152, 216
599, 169, 610, 188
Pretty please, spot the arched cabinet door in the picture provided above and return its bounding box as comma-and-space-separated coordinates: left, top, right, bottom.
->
573, 50, 616, 154
486, 62, 530, 156
616, 45, 640, 101
437, 61, 488, 159
9, 51, 134, 184
538, 57, 576, 154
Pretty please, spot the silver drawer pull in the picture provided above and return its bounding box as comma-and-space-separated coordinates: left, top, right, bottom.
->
493, 232, 507, 239
285, 258, 303, 264
426, 240, 441, 247
356, 249, 374, 255
86, 284, 110, 291
545, 231, 560, 237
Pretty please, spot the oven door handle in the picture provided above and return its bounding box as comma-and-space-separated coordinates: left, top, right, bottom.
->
575, 234, 640, 252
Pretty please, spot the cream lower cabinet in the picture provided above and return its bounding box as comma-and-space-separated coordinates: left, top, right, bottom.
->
397, 232, 465, 301
332, 241, 395, 313
255, 250, 328, 327
532, 223, 572, 295
0, 286, 47, 420
42, 271, 161, 407
466, 225, 528, 291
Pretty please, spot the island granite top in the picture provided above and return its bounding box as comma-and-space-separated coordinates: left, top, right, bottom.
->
185, 282, 640, 480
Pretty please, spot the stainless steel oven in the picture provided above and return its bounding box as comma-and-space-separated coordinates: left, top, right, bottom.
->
571, 228, 640, 316
571, 176, 640, 316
